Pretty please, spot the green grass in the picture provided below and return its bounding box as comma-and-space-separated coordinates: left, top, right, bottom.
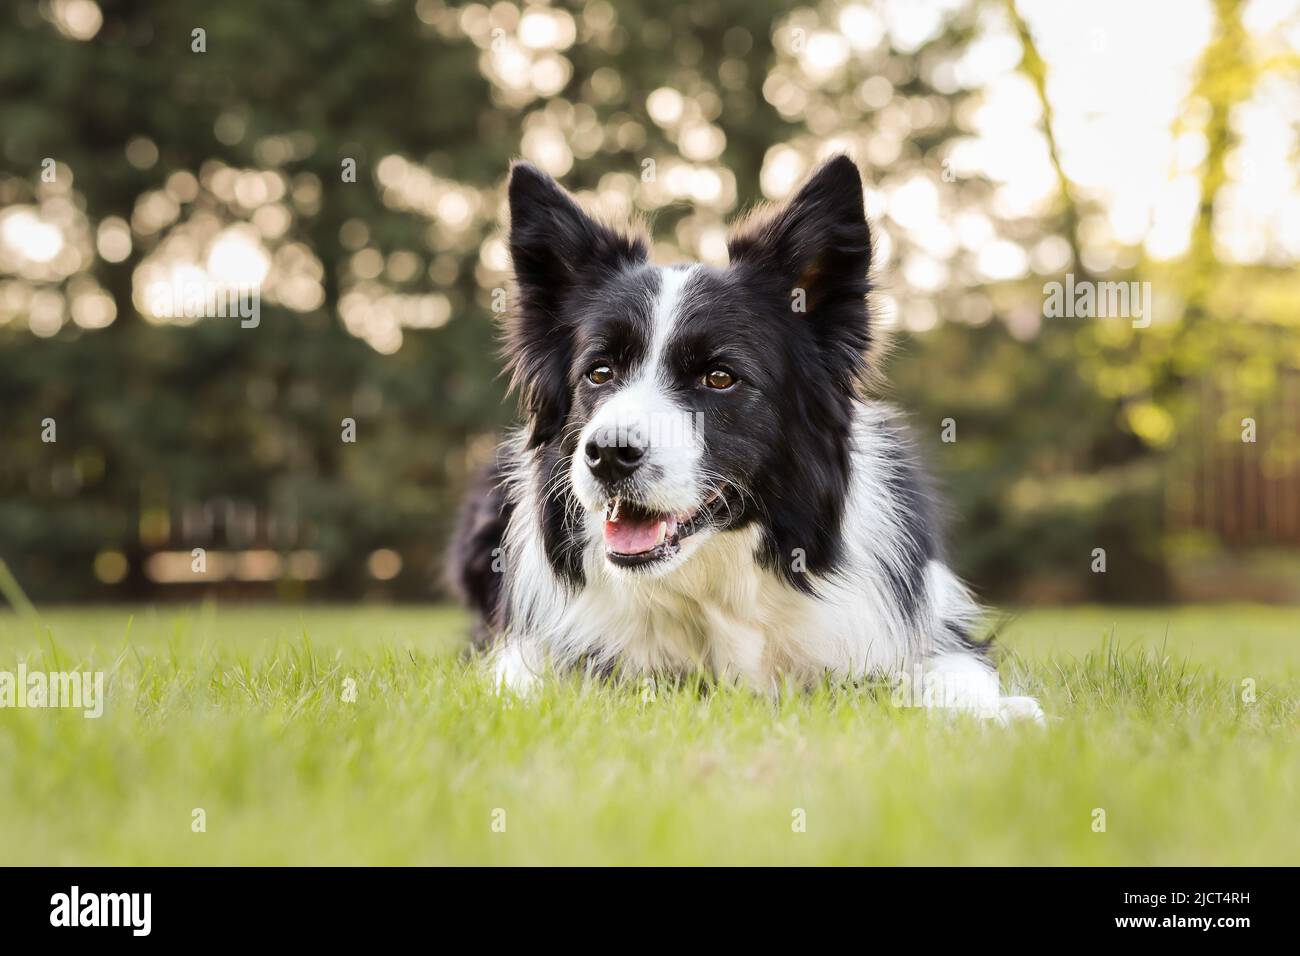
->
1, 603, 1297, 865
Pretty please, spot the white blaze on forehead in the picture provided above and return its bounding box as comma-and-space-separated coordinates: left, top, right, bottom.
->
611, 263, 700, 451
638, 265, 699, 386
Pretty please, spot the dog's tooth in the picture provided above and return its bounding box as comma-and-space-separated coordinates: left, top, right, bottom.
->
654, 521, 666, 546
611, 496, 621, 521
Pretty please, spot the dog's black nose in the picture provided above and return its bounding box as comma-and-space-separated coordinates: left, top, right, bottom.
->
584, 430, 645, 484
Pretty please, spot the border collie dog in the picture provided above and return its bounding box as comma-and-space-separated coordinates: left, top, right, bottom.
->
451, 155, 1042, 722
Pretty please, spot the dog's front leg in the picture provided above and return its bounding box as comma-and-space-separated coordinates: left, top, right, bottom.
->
491, 635, 548, 696
919, 650, 1045, 725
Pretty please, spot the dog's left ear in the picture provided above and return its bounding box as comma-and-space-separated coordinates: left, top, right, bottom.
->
506, 163, 648, 447
730, 157, 873, 585
727, 155, 872, 385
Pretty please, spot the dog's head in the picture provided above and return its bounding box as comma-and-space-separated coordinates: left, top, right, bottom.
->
505, 156, 874, 585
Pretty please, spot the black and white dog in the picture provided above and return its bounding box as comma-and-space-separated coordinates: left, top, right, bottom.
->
451, 155, 1041, 722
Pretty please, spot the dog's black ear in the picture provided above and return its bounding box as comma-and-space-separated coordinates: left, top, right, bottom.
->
727, 155, 872, 388
506, 163, 648, 447
730, 157, 872, 585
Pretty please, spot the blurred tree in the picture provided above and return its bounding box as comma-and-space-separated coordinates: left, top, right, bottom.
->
1, 0, 1296, 604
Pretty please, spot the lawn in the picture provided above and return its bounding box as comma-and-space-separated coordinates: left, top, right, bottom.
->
0, 603, 1297, 865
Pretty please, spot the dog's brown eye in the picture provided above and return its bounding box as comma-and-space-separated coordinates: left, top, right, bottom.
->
588, 365, 614, 385
703, 369, 735, 390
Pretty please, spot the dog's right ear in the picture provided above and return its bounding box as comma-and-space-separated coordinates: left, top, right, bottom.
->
506, 163, 648, 447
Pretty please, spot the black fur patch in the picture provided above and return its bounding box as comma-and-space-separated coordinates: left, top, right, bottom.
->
534, 438, 587, 586
445, 457, 513, 646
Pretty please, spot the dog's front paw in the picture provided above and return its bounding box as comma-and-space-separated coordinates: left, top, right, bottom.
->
916, 652, 1046, 726
491, 641, 544, 697
995, 695, 1046, 726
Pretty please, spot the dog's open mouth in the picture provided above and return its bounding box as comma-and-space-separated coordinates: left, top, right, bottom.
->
602, 488, 733, 568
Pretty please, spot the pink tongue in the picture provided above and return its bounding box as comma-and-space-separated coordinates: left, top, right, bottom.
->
604, 514, 675, 554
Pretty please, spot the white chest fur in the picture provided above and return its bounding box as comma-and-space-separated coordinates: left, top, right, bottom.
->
501, 507, 935, 692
